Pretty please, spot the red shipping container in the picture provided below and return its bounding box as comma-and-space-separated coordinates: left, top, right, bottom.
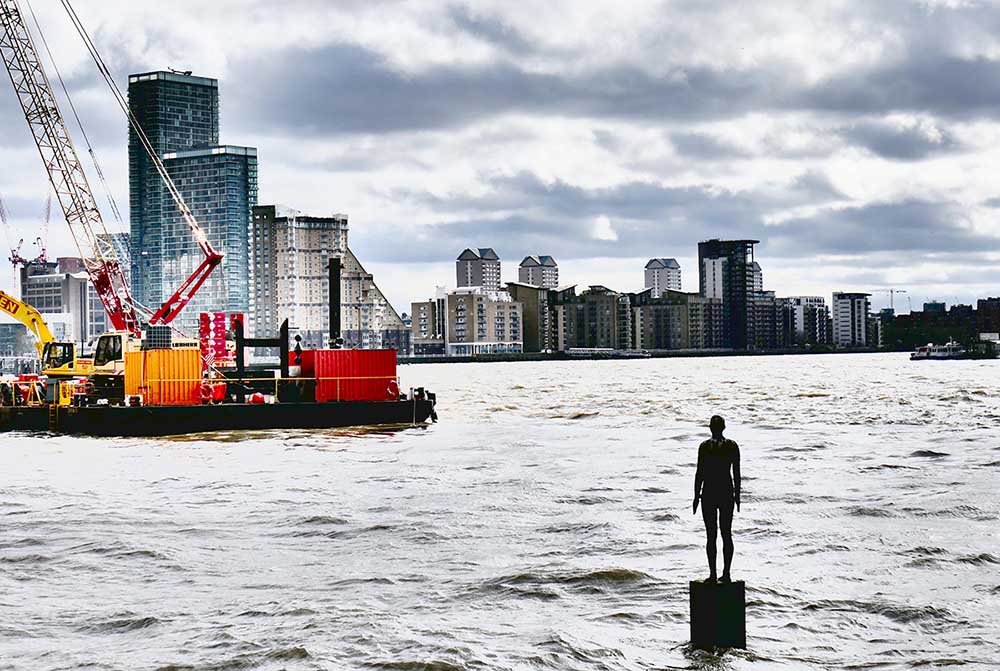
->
314, 349, 398, 402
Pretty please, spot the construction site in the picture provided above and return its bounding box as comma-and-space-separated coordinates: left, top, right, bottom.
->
0, 1, 435, 435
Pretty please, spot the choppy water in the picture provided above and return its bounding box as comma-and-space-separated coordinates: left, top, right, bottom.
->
1, 353, 998, 670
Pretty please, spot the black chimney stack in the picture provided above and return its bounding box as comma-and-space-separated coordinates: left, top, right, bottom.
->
328, 256, 342, 348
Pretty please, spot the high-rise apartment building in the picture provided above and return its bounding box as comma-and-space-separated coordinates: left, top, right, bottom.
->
630, 289, 723, 350
518, 255, 559, 288
250, 205, 408, 353
778, 296, 829, 346
128, 70, 257, 334
456, 248, 501, 290
551, 285, 629, 351
832, 292, 871, 347
250, 205, 348, 342
644, 258, 682, 296
698, 239, 760, 350
445, 287, 523, 355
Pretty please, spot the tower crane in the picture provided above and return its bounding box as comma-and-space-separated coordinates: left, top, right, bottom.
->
0, 0, 223, 335
869, 288, 908, 311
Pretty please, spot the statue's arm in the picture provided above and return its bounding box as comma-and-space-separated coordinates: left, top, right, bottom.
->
732, 442, 741, 511
693, 443, 705, 513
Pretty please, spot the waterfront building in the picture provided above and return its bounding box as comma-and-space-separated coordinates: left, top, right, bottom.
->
128, 70, 257, 334
978, 297, 1000, 336
444, 287, 523, 355
411, 288, 447, 355
456, 248, 501, 291
551, 285, 629, 351
698, 239, 760, 350
924, 301, 946, 314
883, 304, 978, 350
518, 255, 559, 289
777, 296, 829, 346
250, 205, 349, 343
832, 292, 871, 347
341, 249, 410, 353
249, 205, 407, 352
644, 258, 682, 296
749, 290, 779, 350
506, 282, 554, 352
19, 258, 106, 347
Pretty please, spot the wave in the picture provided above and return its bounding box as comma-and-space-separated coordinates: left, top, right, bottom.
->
537, 521, 611, 534
845, 505, 897, 518
910, 450, 950, 458
804, 599, 954, 626
0, 553, 51, 564
82, 614, 161, 633
364, 661, 463, 671
298, 515, 350, 526
555, 496, 620, 506
957, 553, 999, 565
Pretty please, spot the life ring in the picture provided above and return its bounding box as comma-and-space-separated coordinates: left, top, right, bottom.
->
200, 382, 213, 403
387, 378, 399, 399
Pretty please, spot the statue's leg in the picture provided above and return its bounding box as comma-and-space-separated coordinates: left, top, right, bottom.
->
720, 496, 734, 579
702, 498, 718, 579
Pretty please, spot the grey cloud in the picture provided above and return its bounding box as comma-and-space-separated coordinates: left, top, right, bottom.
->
359, 169, 849, 263
670, 132, 752, 159
767, 201, 999, 255
228, 43, 792, 136
801, 56, 1000, 118
447, 6, 534, 54
839, 119, 960, 160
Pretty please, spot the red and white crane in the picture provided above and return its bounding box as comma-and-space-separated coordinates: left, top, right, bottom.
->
0, 0, 223, 334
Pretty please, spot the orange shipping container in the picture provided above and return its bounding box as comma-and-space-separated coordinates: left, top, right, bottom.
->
314, 349, 397, 402
124, 349, 202, 406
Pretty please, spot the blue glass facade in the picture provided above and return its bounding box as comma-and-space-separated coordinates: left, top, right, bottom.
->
160, 146, 258, 333
128, 71, 256, 333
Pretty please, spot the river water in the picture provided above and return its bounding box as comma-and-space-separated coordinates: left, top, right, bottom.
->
1, 354, 998, 670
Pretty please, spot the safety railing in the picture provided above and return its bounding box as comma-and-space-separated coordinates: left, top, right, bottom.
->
0, 379, 46, 407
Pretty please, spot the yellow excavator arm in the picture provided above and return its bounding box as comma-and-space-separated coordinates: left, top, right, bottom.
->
0, 289, 54, 357
0, 289, 84, 377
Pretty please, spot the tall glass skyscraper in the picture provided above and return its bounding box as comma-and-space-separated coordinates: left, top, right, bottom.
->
128, 70, 257, 333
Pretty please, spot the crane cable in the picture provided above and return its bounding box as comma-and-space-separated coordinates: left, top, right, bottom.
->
59, 0, 216, 257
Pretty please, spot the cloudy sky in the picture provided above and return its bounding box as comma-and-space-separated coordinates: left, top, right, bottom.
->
4, 0, 1000, 314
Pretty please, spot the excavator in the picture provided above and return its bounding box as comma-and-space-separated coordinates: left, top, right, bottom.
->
0, 289, 90, 377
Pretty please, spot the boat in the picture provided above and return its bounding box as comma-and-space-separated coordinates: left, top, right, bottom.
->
910, 341, 966, 360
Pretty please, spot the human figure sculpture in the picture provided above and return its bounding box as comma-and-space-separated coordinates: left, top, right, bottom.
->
693, 415, 741, 583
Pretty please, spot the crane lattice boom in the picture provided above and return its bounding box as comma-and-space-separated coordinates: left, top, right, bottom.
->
0, 0, 138, 333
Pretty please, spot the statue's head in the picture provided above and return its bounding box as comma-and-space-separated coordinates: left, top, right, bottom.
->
710, 415, 726, 436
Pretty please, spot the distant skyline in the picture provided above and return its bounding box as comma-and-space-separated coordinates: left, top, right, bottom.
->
3, 1, 1000, 315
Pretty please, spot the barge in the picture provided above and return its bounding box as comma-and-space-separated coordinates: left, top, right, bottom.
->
0, 398, 435, 437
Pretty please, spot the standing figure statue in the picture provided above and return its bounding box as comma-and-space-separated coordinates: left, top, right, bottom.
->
693, 415, 741, 583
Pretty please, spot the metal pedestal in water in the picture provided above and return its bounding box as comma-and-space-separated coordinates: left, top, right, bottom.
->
689, 579, 746, 649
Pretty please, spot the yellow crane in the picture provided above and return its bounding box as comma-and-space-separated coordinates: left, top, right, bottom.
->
0, 289, 89, 377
